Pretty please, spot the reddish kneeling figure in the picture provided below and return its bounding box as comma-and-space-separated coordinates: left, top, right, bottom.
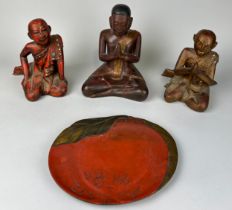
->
13, 18, 68, 101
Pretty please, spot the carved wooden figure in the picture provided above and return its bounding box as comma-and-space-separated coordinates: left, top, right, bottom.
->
82, 4, 148, 101
162, 29, 219, 112
13, 18, 67, 101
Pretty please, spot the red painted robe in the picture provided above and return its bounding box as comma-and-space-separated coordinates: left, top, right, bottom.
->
14, 35, 67, 100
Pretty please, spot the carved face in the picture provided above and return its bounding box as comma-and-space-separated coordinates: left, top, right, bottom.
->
194, 34, 214, 56
110, 14, 131, 36
28, 20, 51, 46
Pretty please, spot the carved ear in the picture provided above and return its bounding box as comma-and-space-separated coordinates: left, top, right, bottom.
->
109, 16, 113, 29
28, 32, 32, 40
48, 25, 51, 33
212, 41, 217, 49
193, 34, 197, 42
127, 17, 133, 30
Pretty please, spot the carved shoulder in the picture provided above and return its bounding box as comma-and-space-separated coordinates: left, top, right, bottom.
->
181, 47, 195, 55
51, 34, 63, 48
100, 29, 111, 38
211, 51, 219, 64
175, 48, 194, 68
128, 30, 141, 38
180, 48, 195, 60
20, 42, 35, 57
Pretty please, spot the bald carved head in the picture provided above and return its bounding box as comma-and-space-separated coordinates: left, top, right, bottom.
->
28, 18, 51, 46
194, 29, 217, 56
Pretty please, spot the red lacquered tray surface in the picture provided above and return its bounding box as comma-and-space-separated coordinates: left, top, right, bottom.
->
49, 116, 178, 204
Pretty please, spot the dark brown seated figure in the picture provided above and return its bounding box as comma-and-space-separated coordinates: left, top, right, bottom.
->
82, 4, 148, 101
162, 29, 219, 112
13, 18, 67, 101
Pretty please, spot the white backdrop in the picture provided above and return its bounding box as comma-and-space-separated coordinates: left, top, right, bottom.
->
0, 0, 232, 210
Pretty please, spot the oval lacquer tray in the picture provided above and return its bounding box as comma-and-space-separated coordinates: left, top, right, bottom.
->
48, 115, 178, 204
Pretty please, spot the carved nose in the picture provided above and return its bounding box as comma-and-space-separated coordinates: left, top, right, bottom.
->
40, 32, 47, 39
198, 43, 203, 49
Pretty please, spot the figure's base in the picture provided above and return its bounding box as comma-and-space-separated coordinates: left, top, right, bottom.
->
82, 77, 149, 102
48, 116, 178, 204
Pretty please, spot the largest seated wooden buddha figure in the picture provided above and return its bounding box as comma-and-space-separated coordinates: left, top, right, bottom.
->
82, 4, 148, 101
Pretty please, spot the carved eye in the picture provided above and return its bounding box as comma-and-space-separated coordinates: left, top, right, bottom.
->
197, 41, 203, 48
33, 31, 40, 35
114, 21, 120, 26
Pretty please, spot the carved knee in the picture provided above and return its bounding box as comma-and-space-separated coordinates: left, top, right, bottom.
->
164, 90, 180, 103
136, 88, 148, 101
50, 84, 67, 97
82, 80, 109, 97
185, 98, 209, 112
197, 102, 208, 112
82, 83, 92, 97
25, 90, 41, 101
